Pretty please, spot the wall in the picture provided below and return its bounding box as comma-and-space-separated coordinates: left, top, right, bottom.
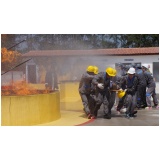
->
1, 91, 61, 126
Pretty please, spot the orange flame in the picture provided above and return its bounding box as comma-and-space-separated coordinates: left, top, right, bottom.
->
1, 81, 52, 96
1, 48, 21, 63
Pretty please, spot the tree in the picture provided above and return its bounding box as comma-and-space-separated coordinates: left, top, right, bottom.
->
1, 34, 159, 53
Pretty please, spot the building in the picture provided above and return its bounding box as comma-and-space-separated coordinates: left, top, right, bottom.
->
2, 47, 159, 92
23, 47, 159, 76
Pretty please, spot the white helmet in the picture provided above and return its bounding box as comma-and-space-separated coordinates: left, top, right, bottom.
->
127, 67, 135, 74
142, 64, 148, 69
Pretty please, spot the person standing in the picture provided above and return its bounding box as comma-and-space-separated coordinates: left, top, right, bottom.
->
135, 64, 147, 109
108, 69, 121, 114
142, 64, 159, 109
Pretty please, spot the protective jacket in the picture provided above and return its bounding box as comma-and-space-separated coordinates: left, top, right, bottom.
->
92, 72, 111, 92
143, 71, 155, 88
119, 75, 138, 95
136, 69, 147, 87
79, 72, 94, 94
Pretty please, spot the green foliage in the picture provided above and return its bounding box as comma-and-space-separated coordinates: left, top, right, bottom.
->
1, 34, 159, 53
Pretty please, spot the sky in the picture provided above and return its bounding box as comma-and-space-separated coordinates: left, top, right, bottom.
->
0, 1, 160, 160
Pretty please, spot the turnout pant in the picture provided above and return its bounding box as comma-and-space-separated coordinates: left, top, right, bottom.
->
146, 87, 159, 107
117, 97, 125, 111
108, 91, 116, 114
93, 90, 109, 116
125, 93, 137, 114
137, 85, 147, 108
79, 93, 92, 115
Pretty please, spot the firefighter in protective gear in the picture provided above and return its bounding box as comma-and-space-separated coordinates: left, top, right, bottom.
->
92, 67, 116, 119
135, 64, 147, 109
142, 64, 159, 109
79, 65, 96, 119
118, 67, 138, 118
108, 69, 121, 115
106, 67, 117, 76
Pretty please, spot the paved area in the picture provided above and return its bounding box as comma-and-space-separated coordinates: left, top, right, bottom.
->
38, 110, 93, 126
38, 104, 159, 126
83, 107, 159, 126
38, 94, 159, 126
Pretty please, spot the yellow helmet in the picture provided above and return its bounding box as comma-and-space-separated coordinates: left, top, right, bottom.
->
117, 90, 126, 98
113, 69, 117, 76
106, 67, 116, 76
93, 66, 99, 74
87, 65, 95, 73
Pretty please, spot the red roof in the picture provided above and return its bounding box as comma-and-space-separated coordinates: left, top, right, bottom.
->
23, 47, 159, 57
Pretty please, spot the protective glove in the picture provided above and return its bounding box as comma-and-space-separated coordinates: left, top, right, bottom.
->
124, 89, 127, 92
97, 83, 104, 89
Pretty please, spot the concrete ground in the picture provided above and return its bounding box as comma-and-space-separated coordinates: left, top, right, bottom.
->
39, 94, 159, 126
39, 103, 159, 126
83, 95, 159, 126
83, 106, 159, 126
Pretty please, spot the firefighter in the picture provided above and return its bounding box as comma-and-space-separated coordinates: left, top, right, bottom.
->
92, 67, 117, 119
141, 64, 159, 109
79, 65, 96, 119
135, 64, 147, 109
119, 67, 138, 118
88, 66, 99, 119
109, 69, 121, 114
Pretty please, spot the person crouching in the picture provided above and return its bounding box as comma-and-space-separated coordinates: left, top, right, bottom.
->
119, 67, 138, 119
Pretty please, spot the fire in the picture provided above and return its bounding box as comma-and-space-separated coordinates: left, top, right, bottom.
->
1, 48, 21, 63
1, 81, 53, 96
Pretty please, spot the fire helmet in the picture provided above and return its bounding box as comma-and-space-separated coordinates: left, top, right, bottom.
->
127, 67, 135, 74
87, 65, 95, 73
117, 90, 126, 98
93, 66, 99, 74
142, 64, 149, 69
113, 69, 117, 76
106, 67, 116, 77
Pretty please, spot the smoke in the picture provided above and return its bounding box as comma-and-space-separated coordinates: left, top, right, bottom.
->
27, 55, 116, 82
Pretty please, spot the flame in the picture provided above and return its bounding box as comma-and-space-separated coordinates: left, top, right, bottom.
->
1, 81, 52, 96
1, 48, 21, 63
